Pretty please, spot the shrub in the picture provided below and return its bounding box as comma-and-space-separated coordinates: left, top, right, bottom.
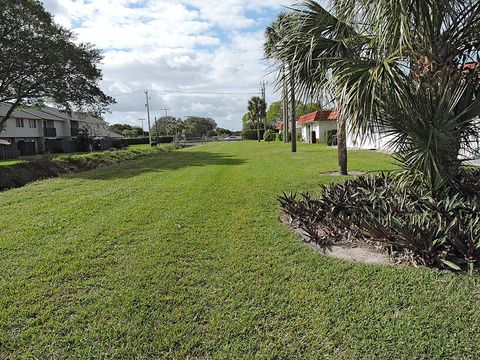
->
278, 171, 480, 273
242, 129, 265, 140
277, 130, 284, 142
324, 130, 337, 146
264, 129, 275, 142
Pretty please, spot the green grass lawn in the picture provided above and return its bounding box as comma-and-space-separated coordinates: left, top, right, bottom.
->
1, 142, 480, 358
0, 159, 21, 167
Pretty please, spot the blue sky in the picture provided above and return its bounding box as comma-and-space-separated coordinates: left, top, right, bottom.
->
42, 0, 290, 130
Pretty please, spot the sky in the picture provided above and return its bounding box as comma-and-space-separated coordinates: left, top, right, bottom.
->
42, 0, 291, 131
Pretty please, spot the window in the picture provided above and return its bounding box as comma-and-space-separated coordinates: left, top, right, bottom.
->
16, 118, 24, 128
29, 119, 36, 128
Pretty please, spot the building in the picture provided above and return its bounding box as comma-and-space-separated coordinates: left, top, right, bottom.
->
0, 103, 118, 159
297, 110, 338, 144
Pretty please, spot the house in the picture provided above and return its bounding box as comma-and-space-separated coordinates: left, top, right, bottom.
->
0, 103, 70, 157
0, 103, 120, 159
295, 108, 396, 151
297, 110, 338, 144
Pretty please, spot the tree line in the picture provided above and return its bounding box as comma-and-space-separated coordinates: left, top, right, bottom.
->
109, 116, 233, 139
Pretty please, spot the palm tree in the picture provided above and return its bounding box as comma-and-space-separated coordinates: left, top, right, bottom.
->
264, 13, 297, 151
248, 96, 267, 142
268, 0, 480, 190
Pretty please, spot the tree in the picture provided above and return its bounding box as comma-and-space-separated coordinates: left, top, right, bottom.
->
151, 116, 180, 137
216, 128, 233, 136
264, 7, 347, 167
265, 12, 300, 149
247, 96, 267, 142
109, 124, 144, 137
274, 0, 480, 190
0, 0, 114, 129
184, 117, 217, 137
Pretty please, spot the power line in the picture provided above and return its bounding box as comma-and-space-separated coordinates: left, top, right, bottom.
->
110, 89, 261, 97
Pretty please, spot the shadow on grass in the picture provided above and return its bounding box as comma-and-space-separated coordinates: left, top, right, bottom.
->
72, 150, 246, 181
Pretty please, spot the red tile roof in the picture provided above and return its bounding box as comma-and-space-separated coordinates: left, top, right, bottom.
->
297, 110, 338, 126
275, 123, 284, 130
464, 62, 479, 70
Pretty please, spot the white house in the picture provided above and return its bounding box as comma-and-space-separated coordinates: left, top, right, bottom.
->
297, 110, 338, 144
296, 109, 398, 152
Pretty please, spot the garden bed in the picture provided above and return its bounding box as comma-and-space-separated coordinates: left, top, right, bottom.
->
278, 171, 480, 274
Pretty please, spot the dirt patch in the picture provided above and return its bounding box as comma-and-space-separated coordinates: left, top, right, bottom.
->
280, 215, 390, 266
320, 171, 366, 177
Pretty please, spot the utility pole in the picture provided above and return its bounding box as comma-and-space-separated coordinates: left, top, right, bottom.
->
145, 91, 152, 146
159, 107, 171, 142
138, 118, 145, 137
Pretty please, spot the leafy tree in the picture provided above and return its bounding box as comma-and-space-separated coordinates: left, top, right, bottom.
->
267, 100, 322, 126
184, 116, 217, 137
0, 0, 114, 129
216, 128, 233, 136
109, 124, 144, 137
247, 96, 267, 142
151, 116, 180, 137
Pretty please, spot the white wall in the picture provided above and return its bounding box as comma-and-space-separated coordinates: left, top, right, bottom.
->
301, 121, 337, 143
0, 118, 43, 138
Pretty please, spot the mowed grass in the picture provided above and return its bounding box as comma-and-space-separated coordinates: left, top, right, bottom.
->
1, 142, 480, 358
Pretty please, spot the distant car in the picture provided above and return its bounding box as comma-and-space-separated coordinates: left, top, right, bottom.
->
224, 136, 238, 142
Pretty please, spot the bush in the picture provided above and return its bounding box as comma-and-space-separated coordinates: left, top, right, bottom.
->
324, 130, 337, 146
124, 137, 150, 145
277, 130, 284, 142
264, 129, 275, 142
158, 136, 174, 144
242, 129, 265, 140
278, 171, 480, 273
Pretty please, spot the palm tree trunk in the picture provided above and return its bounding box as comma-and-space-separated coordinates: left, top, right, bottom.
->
283, 78, 288, 143
290, 66, 297, 153
283, 65, 289, 143
256, 116, 261, 142
338, 118, 348, 175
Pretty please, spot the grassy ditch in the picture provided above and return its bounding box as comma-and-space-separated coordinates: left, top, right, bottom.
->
0, 144, 179, 191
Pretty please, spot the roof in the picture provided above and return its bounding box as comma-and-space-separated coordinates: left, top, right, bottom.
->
464, 62, 479, 70
75, 113, 106, 125
23, 108, 67, 121
297, 110, 338, 126
275, 123, 284, 130
0, 103, 42, 120
39, 106, 75, 121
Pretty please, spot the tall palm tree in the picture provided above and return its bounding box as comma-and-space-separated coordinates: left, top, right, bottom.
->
248, 96, 267, 142
265, 13, 297, 151
269, 0, 480, 190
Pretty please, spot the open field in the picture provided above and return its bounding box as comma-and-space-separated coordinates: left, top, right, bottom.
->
1, 142, 480, 358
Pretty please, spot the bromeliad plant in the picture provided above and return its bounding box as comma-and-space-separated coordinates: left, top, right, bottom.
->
279, 172, 480, 274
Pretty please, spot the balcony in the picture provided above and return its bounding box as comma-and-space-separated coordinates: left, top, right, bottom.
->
43, 127, 57, 138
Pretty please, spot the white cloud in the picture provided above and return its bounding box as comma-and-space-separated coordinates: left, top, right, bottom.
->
43, 0, 286, 130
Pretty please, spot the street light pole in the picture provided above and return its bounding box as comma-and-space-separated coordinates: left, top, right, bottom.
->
138, 118, 145, 137
159, 107, 171, 142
